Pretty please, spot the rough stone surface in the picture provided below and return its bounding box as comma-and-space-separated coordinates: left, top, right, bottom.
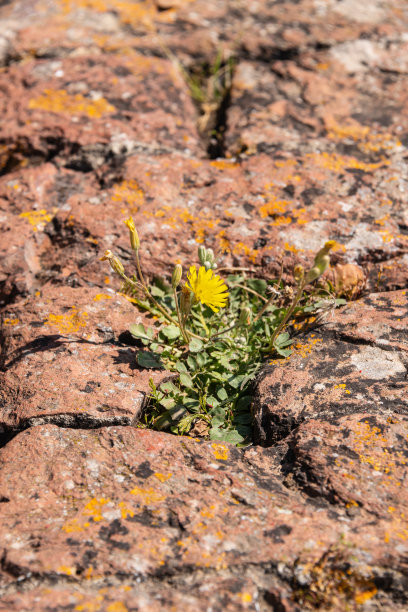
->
1, 0, 408, 609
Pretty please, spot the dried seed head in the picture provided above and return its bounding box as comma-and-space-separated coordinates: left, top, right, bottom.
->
100, 250, 125, 276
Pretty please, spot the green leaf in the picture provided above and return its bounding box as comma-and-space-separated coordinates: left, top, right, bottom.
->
209, 427, 244, 444
189, 338, 204, 353
217, 388, 228, 401
159, 397, 176, 410
196, 352, 208, 367
129, 323, 154, 340
206, 395, 219, 409
179, 372, 194, 388
175, 361, 187, 374
275, 347, 292, 357
187, 355, 197, 371
160, 381, 179, 394
160, 325, 181, 340
228, 373, 246, 389
246, 278, 267, 295
137, 351, 162, 369
274, 332, 292, 348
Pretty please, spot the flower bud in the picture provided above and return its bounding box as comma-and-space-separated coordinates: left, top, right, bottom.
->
100, 250, 125, 276
198, 245, 207, 265
124, 217, 140, 251
293, 264, 304, 284
304, 240, 336, 284
206, 248, 215, 265
180, 285, 192, 315
171, 264, 182, 289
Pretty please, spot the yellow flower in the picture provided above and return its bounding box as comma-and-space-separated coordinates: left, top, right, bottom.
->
185, 266, 228, 312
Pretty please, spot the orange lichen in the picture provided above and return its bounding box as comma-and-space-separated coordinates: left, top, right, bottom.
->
83, 497, 110, 522
44, 307, 88, 334
308, 151, 389, 173
112, 180, 145, 215
28, 89, 115, 118
154, 472, 172, 482
232, 242, 259, 263
326, 120, 401, 154
143, 206, 218, 243
130, 486, 166, 504
93, 293, 112, 301
2, 318, 19, 326
211, 443, 229, 460
19, 209, 55, 232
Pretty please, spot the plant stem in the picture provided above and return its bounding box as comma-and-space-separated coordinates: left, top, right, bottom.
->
270, 283, 304, 348
197, 307, 210, 336
230, 283, 268, 302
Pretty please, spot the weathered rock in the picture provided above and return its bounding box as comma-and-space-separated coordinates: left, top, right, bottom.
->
1, 0, 408, 608
254, 290, 408, 446
0, 284, 165, 431
0, 424, 407, 611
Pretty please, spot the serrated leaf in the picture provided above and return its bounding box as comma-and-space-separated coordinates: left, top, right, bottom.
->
189, 338, 204, 353
137, 350, 162, 369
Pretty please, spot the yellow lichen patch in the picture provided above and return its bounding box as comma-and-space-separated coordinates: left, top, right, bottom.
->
334, 383, 351, 395
232, 242, 259, 263
374, 213, 390, 226
210, 160, 239, 170
154, 472, 172, 482
130, 486, 166, 504
28, 89, 115, 118
200, 505, 215, 519
118, 502, 134, 519
19, 209, 54, 232
238, 592, 253, 604
83, 497, 110, 522
211, 443, 229, 461
58, 565, 76, 575
270, 336, 323, 365
112, 180, 145, 215
3, 318, 19, 326
143, 206, 219, 244
326, 120, 401, 155
377, 229, 395, 243
93, 293, 112, 301
259, 195, 290, 219
284, 242, 305, 254
62, 518, 84, 533
44, 306, 88, 334
308, 151, 388, 173
107, 602, 128, 612
354, 587, 378, 604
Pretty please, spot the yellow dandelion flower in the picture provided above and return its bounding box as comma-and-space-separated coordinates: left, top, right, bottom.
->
185, 266, 229, 312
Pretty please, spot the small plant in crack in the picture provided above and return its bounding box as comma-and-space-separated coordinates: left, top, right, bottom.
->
161, 46, 235, 157
101, 221, 345, 445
